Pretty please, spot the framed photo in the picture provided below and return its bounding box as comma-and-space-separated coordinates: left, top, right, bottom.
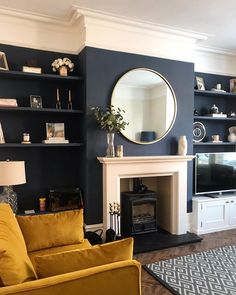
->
196, 76, 205, 90
30, 95, 42, 108
230, 78, 236, 93
0, 52, 9, 70
0, 122, 5, 143
46, 123, 65, 139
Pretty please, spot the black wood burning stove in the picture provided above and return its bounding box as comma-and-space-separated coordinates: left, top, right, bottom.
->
121, 191, 158, 237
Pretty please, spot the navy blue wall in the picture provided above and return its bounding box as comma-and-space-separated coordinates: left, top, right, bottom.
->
82, 47, 194, 224
0, 44, 195, 223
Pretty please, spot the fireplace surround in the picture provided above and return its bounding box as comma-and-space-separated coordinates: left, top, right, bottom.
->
98, 156, 194, 235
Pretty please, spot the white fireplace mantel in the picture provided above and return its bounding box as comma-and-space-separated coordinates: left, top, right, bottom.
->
98, 155, 194, 235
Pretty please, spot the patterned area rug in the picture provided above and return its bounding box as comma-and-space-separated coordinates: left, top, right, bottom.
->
144, 245, 236, 295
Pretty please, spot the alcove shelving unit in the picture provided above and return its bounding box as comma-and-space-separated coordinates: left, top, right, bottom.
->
192, 73, 236, 234
193, 82, 236, 153
0, 63, 85, 212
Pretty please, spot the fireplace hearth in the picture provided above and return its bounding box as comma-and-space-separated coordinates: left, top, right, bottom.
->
121, 191, 158, 236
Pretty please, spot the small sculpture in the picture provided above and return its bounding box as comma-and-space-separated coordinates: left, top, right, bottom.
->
209, 104, 219, 114
228, 111, 236, 118
228, 126, 236, 142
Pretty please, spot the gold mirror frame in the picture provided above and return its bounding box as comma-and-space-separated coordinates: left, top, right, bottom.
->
111, 68, 177, 144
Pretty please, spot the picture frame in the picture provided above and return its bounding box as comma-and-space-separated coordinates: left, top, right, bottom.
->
46, 123, 65, 139
0, 122, 5, 143
196, 76, 205, 90
0, 52, 9, 70
230, 78, 236, 93
30, 95, 42, 108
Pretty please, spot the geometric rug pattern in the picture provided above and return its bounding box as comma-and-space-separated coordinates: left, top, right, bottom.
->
144, 245, 236, 295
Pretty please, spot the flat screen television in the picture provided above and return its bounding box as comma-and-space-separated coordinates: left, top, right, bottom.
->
194, 152, 236, 195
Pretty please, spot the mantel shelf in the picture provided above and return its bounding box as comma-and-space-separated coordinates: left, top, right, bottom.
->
98, 155, 194, 164
0, 143, 84, 148
0, 70, 83, 82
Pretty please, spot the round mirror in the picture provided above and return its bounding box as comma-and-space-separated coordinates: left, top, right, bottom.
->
111, 68, 177, 144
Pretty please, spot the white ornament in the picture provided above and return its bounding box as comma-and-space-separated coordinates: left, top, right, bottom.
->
178, 135, 187, 156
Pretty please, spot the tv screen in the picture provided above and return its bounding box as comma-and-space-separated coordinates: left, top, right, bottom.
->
195, 152, 236, 195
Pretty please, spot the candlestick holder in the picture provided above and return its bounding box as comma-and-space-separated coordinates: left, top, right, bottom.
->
67, 90, 72, 110
56, 88, 61, 109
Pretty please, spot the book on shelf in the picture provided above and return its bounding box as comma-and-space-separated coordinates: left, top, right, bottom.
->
0, 98, 18, 107
22, 66, 42, 74
206, 113, 227, 118
42, 139, 69, 144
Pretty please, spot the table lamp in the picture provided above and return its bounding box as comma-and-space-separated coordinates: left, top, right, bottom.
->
0, 160, 26, 213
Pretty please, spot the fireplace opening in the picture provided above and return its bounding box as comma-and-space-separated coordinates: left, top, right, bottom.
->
121, 191, 158, 237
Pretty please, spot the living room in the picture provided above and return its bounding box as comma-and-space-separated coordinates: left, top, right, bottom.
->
0, 1, 236, 294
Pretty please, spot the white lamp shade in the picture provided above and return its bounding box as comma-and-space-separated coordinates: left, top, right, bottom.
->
0, 161, 26, 186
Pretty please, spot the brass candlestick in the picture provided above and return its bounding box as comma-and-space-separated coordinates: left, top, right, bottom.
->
56, 88, 61, 109
67, 90, 72, 110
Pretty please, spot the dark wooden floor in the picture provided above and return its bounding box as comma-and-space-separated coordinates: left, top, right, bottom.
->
135, 229, 236, 295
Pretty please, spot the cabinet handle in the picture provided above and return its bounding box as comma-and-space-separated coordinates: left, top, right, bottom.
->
231, 200, 234, 203
226, 201, 229, 203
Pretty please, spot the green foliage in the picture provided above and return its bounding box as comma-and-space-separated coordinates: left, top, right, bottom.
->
91, 105, 129, 133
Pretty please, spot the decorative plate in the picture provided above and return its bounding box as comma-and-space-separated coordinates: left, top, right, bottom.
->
193, 122, 206, 142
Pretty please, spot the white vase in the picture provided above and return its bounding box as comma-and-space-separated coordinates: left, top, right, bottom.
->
228, 133, 236, 142
178, 135, 187, 156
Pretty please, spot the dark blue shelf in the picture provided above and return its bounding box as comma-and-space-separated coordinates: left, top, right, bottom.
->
0, 106, 83, 114
193, 142, 236, 146
194, 116, 236, 121
0, 143, 84, 148
0, 70, 83, 82
194, 89, 236, 98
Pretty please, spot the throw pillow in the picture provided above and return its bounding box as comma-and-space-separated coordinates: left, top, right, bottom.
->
17, 209, 84, 252
0, 204, 37, 286
35, 237, 133, 278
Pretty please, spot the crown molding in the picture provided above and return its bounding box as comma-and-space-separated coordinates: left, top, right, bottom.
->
0, 6, 85, 54
196, 45, 236, 56
1, 4, 236, 75
73, 6, 209, 43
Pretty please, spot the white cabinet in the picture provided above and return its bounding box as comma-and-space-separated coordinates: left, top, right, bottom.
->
191, 195, 236, 234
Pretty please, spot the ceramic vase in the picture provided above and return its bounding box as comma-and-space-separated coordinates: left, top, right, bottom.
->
178, 135, 187, 156
59, 66, 68, 76
228, 133, 236, 142
106, 132, 115, 157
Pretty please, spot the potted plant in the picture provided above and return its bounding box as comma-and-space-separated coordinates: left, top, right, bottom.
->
51, 57, 74, 76
91, 105, 128, 157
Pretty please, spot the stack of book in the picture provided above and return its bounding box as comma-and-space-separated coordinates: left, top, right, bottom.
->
42, 138, 69, 144
22, 66, 42, 74
0, 98, 17, 107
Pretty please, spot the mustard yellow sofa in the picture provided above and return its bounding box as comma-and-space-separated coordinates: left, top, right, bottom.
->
0, 204, 141, 295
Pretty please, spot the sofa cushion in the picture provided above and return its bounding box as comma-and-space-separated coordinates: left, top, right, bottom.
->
29, 239, 92, 269
0, 204, 37, 286
35, 237, 134, 278
17, 209, 84, 252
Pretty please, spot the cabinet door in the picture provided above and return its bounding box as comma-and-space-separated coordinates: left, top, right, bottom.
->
229, 199, 236, 225
201, 200, 229, 230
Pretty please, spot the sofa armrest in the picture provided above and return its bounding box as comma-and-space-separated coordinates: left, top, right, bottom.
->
0, 260, 141, 295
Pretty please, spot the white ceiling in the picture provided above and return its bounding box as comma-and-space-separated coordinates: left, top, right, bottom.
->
0, 0, 235, 53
